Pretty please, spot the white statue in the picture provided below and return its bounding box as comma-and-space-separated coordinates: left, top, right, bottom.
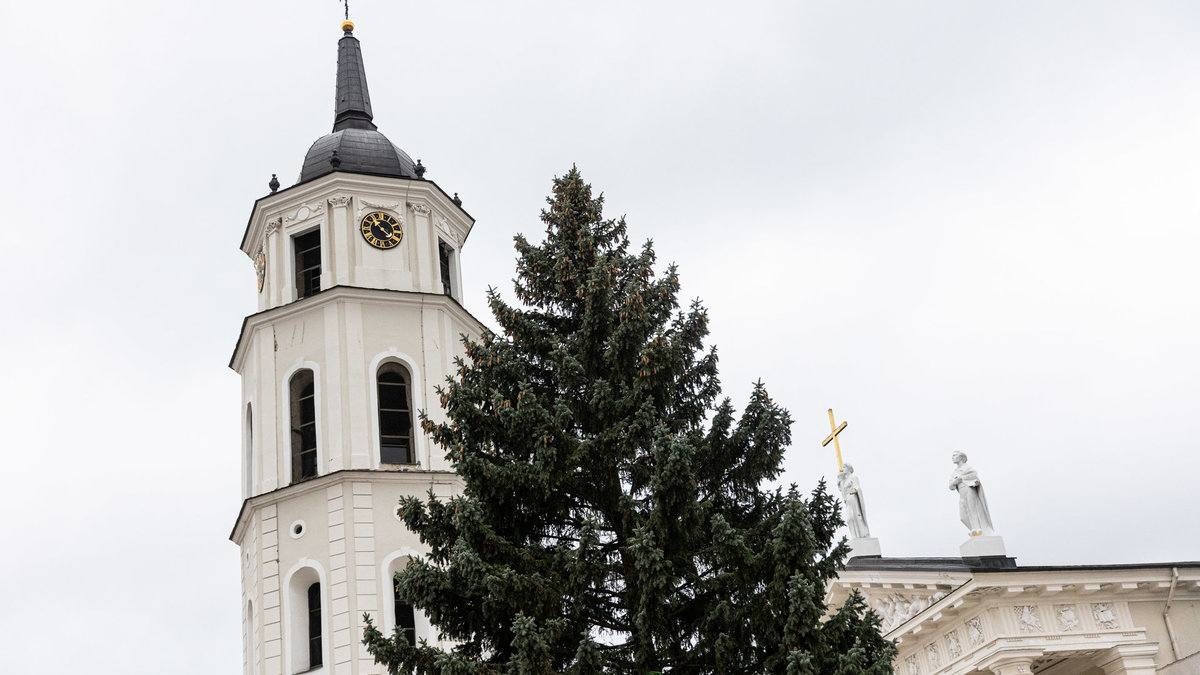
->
949, 451, 995, 536
837, 463, 870, 538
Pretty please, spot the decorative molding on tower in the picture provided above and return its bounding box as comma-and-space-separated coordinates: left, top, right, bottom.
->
435, 216, 455, 243
284, 201, 326, 224
408, 201, 431, 216
329, 194, 352, 208
265, 217, 282, 236
357, 198, 403, 219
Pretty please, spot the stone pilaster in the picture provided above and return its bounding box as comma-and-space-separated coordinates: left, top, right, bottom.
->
260, 504, 282, 674
1095, 644, 1160, 675
351, 481, 378, 671
326, 484, 351, 674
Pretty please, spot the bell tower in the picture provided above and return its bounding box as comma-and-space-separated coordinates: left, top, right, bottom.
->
230, 20, 479, 675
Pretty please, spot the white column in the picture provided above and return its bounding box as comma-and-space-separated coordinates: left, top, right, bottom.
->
330, 195, 352, 286
323, 303, 345, 472
412, 204, 434, 293
267, 218, 287, 308
1095, 644, 1160, 675
345, 302, 370, 470
258, 326, 279, 493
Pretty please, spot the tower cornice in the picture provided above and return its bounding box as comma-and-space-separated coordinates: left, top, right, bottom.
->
228, 285, 487, 372
241, 173, 474, 256
229, 468, 462, 545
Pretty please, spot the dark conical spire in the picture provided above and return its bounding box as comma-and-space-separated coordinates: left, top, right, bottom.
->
297, 20, 419, 184
333, 22, 376, 131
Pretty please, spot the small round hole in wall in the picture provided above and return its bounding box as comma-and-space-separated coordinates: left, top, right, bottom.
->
289, 520, 306, 539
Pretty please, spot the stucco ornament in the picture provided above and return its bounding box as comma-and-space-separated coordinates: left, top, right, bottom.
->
875, 591, 947, 632
1093, 603, 1118, 629
357, 198, 403, 220
436, 216, 454, 241
945, 630, 963, 658
966, 617, 985, 646
948, 451, 995, 536
837, 463, 870, 538
1056, 605, 1079, 631
906, 655, 920, 675
926, 643, 941, 669
1014, 605, 1042, 632
285, 201, 325, 224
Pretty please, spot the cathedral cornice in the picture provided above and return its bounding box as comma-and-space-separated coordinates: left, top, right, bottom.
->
229, 468, 462, 545
830, 562, 1200, 674
228, 285, 487, 371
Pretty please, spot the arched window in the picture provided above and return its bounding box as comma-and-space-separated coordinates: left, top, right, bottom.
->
385, 555, 421, 646
307, 583, 323, 668
244, 403, 254, 497
286, 566, 324, 673
294, 229, 322, 299
244, 598, 256, 675
393, 577, 417, 647
290, 370, 318, 483
377, 363, 413, 465
438, 240, 455, 297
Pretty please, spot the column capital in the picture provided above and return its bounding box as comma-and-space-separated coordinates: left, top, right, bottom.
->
1094, 643, 1160, 675
978, 649, 1044, 675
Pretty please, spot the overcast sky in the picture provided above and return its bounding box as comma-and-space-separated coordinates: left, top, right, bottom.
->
1, 1, 1198, 673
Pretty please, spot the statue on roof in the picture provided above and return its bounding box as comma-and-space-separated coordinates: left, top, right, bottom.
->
949, 451, 995, 536
837, 463, 870, 539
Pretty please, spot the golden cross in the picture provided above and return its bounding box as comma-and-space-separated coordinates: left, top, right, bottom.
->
821, 408, 848, 472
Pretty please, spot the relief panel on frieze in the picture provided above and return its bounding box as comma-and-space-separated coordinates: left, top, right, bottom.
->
966, 616, 985, 647
944, 629, 963, 659
1055, 604, 1080, 631
925, 642, 941, 670
1014, 605, 1043, 632
1092, 602, 1119, 629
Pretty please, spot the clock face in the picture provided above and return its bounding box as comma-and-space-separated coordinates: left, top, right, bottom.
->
254, 251, 266, 292
360, 211, 403, 249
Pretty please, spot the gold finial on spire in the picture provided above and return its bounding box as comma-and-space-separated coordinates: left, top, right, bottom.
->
342, 20, 355, 32
821, 408, 848, 472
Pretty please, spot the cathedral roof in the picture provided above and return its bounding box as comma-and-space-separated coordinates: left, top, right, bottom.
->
298, 22, 420, 184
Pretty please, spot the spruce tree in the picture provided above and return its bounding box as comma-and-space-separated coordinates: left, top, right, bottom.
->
363, 168, 896, 673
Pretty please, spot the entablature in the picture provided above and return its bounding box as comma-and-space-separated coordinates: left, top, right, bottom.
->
228, 284, 486, 371
833, 562, 1200, 675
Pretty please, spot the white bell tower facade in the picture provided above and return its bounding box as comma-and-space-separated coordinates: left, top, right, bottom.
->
230, 21, 479, 675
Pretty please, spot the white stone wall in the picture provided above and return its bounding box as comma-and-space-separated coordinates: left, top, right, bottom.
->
235, 289, 475, 495
238, 472, 461, 675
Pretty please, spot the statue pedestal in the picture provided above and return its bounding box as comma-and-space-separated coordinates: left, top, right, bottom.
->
848, 537, 881, 559
960, 535, 1006, 558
